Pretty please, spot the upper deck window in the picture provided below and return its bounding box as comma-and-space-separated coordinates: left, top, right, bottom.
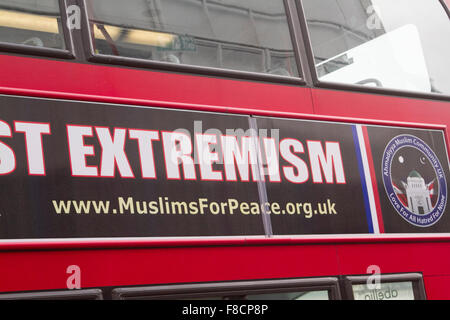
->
302, 0, 450, 95
85, 0, 299, 77
0, 0, 66, 50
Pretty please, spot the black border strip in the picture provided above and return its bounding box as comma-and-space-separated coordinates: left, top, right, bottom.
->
111, 277, 341, 300
79, 0, 305, 86
342, 273, 427, 300
295, 0, 450, 102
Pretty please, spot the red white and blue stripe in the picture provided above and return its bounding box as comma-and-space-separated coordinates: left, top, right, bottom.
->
352, 124, 384, 234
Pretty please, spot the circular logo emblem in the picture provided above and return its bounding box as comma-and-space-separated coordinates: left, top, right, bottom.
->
381, 134, 447, 227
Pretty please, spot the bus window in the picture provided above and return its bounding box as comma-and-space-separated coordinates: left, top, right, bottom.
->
112, 278, 340, 300
302, 0, 450, 95
114, 290, 331, 300
352, 282, 415, 300
344, 273, 426, 300
85, 0, 299, 77
0, 0, 66, 49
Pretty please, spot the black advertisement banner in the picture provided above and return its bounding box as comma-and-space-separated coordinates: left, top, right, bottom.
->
254, 117, 369, 235
0, 95, 449, 239
0, 96, 263, 238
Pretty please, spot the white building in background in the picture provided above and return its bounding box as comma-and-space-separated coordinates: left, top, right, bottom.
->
401, 171, 433, 215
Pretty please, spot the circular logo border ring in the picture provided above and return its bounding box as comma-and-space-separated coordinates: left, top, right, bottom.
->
381, 134, 447, 227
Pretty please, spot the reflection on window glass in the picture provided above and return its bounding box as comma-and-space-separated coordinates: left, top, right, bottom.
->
352, 281, 415, 300
126, 290, 330, 300
303, 0, 450, 95
181, 290, 330, 300
87, 0, 299, 77
0, 0, 65, 49
246, 290, 329, 300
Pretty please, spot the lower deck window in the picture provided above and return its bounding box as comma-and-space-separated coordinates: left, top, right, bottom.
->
344, 273, 426, 300
111, 278, 340, 300
0, 274, 426, 300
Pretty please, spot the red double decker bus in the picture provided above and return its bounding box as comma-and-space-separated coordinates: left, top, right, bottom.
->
0, 0, 449, 301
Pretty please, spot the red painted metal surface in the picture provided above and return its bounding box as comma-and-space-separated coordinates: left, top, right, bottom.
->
0, 54, 313, 116
0, 245, 340, 293
0, 54, 449, 299
336, 242, 450, 277
423, 275, 450, 300
1, 240, 450, 298
311, 88, 450, 129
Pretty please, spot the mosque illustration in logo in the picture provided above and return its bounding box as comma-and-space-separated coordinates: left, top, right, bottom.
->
393, 170, 435, 215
